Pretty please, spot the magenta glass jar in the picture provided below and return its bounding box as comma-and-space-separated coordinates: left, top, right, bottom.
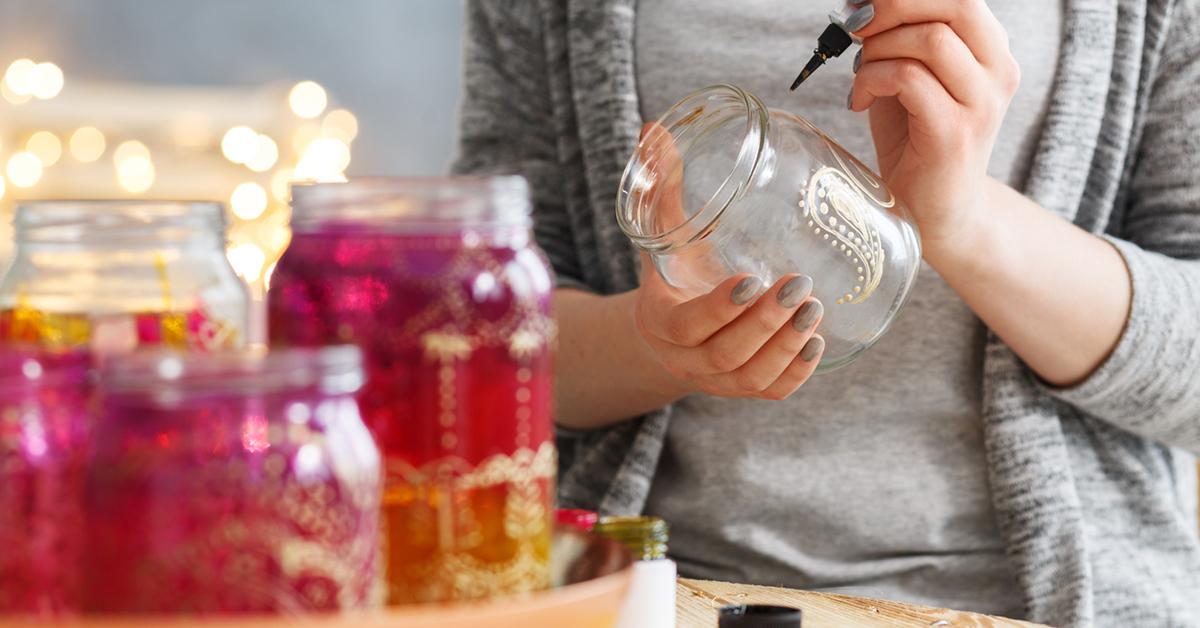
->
82, 346, 382, 614
268, 178, 556, 605
0, 348, 91, 615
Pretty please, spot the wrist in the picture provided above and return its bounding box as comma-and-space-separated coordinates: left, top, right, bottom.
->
921, 177, 1008, 278
618, 289, 697, 400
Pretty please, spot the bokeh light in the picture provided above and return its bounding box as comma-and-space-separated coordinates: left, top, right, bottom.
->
4, 59, 36, 95
117, 155, 155, 193
230, 182, 268, 221
69, 127, 107, 162
221, 126, 258, 164
6, 152, 44, 188
227, 242, 267, 283
321, 109, 359, 144
295, 137, 351, 181
245, 135, 279, 172
29, 62, 64, 100
113, 140, 150, 164
288, 81, 327, 119
26, 131, 63, 167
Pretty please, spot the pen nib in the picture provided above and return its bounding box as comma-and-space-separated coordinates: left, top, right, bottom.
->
790, 54, 825, 90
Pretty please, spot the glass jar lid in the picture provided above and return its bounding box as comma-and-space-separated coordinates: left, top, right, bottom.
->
101, 346, 363, 399
14, 200, 226, 247
290, 176, 531, 232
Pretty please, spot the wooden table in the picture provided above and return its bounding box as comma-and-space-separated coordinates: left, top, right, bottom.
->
677, 579, 1047, 627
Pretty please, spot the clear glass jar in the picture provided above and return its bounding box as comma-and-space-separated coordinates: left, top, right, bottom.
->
82, 346, 382, 614
268, 178, 556, 605
0, 348, 91, 615
617, 84, 921, 371
0, 201, 247, 354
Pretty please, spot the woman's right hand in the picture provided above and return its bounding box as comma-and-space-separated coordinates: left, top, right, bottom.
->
633, 258, 826, 400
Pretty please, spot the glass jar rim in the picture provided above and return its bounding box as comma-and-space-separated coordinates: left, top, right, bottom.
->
13, 200, 226, 246
0, 347, 92, 395
616, 84, 769, 252
101, 346, 364, 398
290, 176, 531, 232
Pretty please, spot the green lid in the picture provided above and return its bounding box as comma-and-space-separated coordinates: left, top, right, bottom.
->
594, 516, 669, 560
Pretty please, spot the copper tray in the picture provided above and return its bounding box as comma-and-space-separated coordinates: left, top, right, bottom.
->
3, 526, 634, 628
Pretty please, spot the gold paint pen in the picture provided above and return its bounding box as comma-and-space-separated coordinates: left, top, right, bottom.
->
789, 2, 874, 89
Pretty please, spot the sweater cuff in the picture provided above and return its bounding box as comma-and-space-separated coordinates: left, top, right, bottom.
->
1037, 236, 1156, 412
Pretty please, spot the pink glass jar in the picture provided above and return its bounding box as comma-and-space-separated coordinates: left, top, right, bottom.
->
268, 178, 556, 605
0, 348, 91, 615
82, 347, 382, 614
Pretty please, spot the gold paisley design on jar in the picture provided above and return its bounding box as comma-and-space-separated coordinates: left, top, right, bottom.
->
802, 167, 886, 305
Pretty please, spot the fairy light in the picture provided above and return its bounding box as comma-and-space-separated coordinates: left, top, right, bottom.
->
288, 81, 327, 119
230, 182, 268, 221
295, 137, 351, 181
117, 155, 155, 193
29, 62, 64, 100
245, 135, 279, 172
113, 140, 150, 165
4, 59, 36, 95
6, 152, 44, 188
321, 109, 359, 143
227, 243, 267, 283
290, 123, 321, 155
69, 127, 106, 162
26, 131, 63, 167
221, 126, 258, 164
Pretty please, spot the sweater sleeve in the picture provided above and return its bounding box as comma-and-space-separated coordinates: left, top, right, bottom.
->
449, 1, 589, 290
1042, 0, 1200, 452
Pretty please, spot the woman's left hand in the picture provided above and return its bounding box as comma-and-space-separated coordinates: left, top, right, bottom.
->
848, 0, 1021, 258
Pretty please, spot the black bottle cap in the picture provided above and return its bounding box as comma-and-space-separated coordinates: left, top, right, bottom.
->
719, 604, 803, 628
790, 23, 855, 89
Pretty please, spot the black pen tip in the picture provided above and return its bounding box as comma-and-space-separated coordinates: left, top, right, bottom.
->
790, 54, 825, 91
789, 70, 810, 91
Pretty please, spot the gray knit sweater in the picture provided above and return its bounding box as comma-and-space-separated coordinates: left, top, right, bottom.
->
451, 1, 1200, 626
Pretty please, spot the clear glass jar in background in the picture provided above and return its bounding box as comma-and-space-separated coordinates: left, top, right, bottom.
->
0, 348, 91, 615
82, 346, 381, 614
0, 201, 248, 354
617, 84, 921, 371
268, 177, 556, 605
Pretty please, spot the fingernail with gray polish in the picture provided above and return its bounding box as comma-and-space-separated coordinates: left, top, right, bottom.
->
852, 48, 863, 73
800, 336, 825, 362
847, 88, 854, 110
792, 300, 823, 332
731, 276, 763, 305
776, 275, 813, 308
843, 4, 875, 32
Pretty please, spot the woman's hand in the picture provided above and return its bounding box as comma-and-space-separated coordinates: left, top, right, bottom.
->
633, 259, 826, 400
628, 121, 825, 400
848, 0, 1021, 258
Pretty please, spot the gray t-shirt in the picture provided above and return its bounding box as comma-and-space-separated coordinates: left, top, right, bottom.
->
636, 0, 1061, 617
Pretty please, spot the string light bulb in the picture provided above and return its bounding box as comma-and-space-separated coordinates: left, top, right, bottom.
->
113, 140, 150, 164
230, 182, 268, 220
6, 152, 44, 188
321, 109, 359, 143
288, 81, 327, 119
117, 156, 155, 193
221, 126, 258, 164
29, 62, 64, 99
26, 132, 63, 167
245, 135, 279, 172
69, 127, 106, 162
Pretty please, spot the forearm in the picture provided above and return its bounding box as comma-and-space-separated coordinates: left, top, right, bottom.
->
926, 178, 1132, 387
554, 288, 690, 430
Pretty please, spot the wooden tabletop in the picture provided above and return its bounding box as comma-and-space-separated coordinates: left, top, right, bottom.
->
677, 579, 1048, 627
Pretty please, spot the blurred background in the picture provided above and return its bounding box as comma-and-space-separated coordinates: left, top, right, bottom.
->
0, 0, 465, 286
